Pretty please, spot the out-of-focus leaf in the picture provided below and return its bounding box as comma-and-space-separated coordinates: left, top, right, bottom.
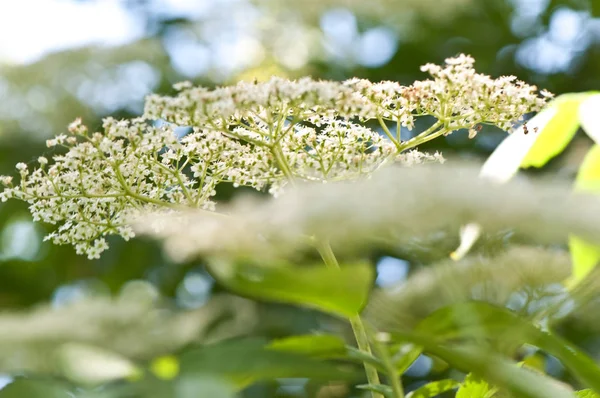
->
390, 332, 573, 398
521, 353, 546, 374
521, 94, 586, 168
266, 334, 347, 358
406, 379, 460, 397
346, 346, 386, 372
574, 145, 600, 194
356, 383, 394, 398
57, 343, 140, 386
175, 376, 237, 398
570, 236, 600, 285
179, 339, 357, 389
569, 144, 600, 284
0, 378, 71, 398
456, 373, 496, 398
210, 261, 373, 317
411, 302, 600, 393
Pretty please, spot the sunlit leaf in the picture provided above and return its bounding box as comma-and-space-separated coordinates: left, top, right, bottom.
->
267, 334, 347, 358
479, 107, 558, 183
580, 93, 600, 144
521, 94, 587, 168
209, 261, 373, 317
406, 379, 460, 398
577, 389, 600, 398
569, 144, 600, 284
456, 373, 496, 398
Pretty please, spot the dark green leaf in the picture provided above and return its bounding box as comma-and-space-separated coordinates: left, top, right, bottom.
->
406, 379, 460, 398
0, 378, 71, 398
210, 261, 373, 317
179, 339, 357, 388
266, 334, 347, 358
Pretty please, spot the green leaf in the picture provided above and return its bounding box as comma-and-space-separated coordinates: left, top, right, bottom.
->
346, 346, 386, 372
456, 373, 496, 398
0, 378, 71, 398
356, 384, 394, 398
569, 144, 600, 284
209, 261, 373, 317
266, 334, 347, 358
577, 389, 600, 398
406, 379, 460, 398
521, 94, 586, 168
412, 302, 600, 393
390, 332, 573, 398
179, 339, 357, 389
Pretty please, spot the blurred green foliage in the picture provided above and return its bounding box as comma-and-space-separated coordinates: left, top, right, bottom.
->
1, 0, 600, 397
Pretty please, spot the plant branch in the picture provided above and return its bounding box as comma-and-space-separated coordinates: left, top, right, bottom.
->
370, 333, 405, 398
315, 239, 383, 398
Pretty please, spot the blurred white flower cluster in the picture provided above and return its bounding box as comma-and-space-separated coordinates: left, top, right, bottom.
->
1, 55, 548, 259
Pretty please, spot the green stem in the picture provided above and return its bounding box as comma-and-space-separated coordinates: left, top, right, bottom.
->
315, 239, 383, 398
396, 121, 444, 152
377, 116, 402, 151
370, 333, 405, 398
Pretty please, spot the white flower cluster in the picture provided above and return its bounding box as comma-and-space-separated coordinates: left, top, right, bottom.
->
147, 54, 547, 138
346, 54, 550, 134
1, 55, 549, 259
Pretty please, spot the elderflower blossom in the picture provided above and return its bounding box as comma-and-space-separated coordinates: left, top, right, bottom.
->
346, 54, 547, 132
0, 54, 550, 259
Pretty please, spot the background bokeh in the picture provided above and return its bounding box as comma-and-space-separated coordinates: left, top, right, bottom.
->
0, 0, 599, 396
